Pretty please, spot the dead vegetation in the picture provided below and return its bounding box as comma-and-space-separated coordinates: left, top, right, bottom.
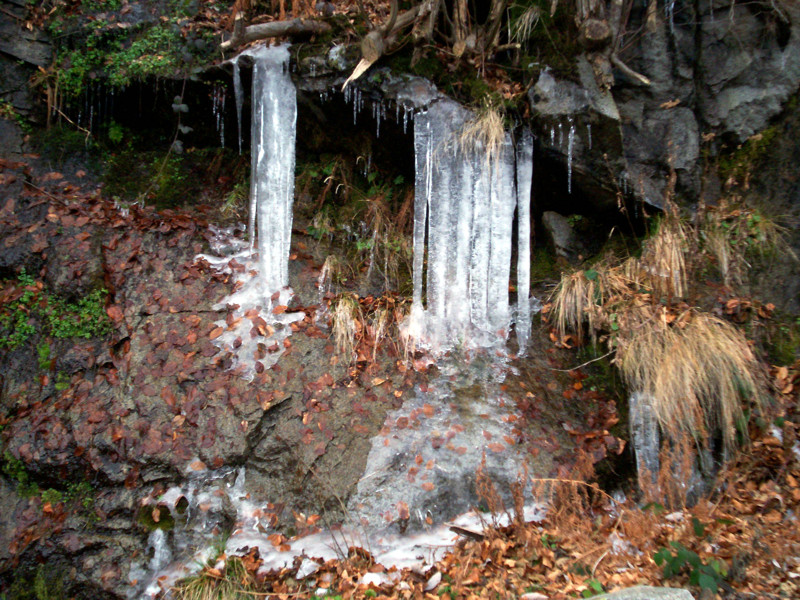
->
549, 201, 773, 458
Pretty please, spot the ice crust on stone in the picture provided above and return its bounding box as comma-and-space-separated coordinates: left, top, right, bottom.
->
406, 98, 535, 354
347, 356, 535, 531
629, 392, 660, 485
134, 463, 545, 599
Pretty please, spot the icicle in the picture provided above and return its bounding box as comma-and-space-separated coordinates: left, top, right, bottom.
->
587, 123, 592, 150
550, 126, 554, 146
376, 101, 382, 138
567, 119, 575, 195
248, 44, 297, 293
558, 122, 563, 148
515, 129, 533, 355
665, 0, 676, 33
233, 56, 244, 155
406, 99, 528, 353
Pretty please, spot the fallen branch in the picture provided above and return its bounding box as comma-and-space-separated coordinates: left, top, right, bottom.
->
220, 14, 332, 50
342, 4, 420, 89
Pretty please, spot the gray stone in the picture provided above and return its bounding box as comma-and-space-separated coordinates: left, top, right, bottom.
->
0, 1, 52, 66
541, 211, 580, 262
593, 586, 695, 600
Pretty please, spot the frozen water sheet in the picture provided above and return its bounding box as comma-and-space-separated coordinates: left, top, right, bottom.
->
405, 99, 535, 354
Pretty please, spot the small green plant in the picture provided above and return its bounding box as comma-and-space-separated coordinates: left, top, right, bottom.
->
540, 533, 558, 550
581, 579, 605, 598
654, 541, 727, 593
107, 121, 125, 145
37, 341, 52, 371
0, 272, 111, 349
54, 371, 71, 392
45, 288, 111, 339
0, 98, 31, 133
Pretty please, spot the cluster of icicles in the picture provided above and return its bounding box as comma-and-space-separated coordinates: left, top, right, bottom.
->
210, 43, 536, 365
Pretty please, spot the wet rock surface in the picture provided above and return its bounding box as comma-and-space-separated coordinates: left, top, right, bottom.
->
0, 158, 599, 598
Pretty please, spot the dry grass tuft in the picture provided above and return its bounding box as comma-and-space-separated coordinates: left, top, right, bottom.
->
615, 311, 765, 454
331, 293, 362, 363
173, 556, 257, 600
457, 101, 507, 166
368, 306, 390, 362
550, 259, 630, 343
549, 200, 772, 463
510, 3, 542, 47
635, 206, 689, 299
701, 201, 796, 287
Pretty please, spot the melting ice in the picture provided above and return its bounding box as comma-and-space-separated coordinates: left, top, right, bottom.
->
198, 44, 303, 378
405, 99, 535, 354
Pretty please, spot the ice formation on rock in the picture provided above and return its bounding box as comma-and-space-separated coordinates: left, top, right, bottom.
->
247, 43, 296, 291
198, 44, 303, 378
406, 98, 535, 354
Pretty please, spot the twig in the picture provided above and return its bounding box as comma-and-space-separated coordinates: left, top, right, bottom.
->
53, 107, 91, 141
611, 54, 651, 86
22, 181, 61, 203
548, 349, 615, 372
591, 549, 610, 577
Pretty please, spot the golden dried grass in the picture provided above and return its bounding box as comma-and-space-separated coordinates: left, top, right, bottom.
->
615, 311, 765, 454
331, 293, 362, 363
457, 102, 507, 167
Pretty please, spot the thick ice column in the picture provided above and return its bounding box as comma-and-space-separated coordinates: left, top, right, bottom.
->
469, 143, 491, 336
248, 44, 297, 296
485, 137, 516, 339
629, 392, 661, 486
515, 128, 533, 354
408, 109, 432, 341
409, 98, 533, 354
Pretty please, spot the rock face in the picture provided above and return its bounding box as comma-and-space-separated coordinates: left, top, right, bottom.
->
0, 0, 52, 157
530, 0, 800, 210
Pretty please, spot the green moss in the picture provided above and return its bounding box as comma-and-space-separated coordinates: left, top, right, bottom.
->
6, 564, 66, 600
530, 247, 559, 283
0, 271, 111, 350
765, 316, 800, 365
1, 452, 94, 511
717, 126, 780, 185
54, 20, 185, 98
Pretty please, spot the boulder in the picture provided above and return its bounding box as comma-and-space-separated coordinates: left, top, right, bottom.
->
593, 586, 695, 600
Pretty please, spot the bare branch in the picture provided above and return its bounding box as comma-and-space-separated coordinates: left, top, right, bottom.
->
611, 54, 651, 86
381, 0, 399, 34
220, 17, 332, 50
